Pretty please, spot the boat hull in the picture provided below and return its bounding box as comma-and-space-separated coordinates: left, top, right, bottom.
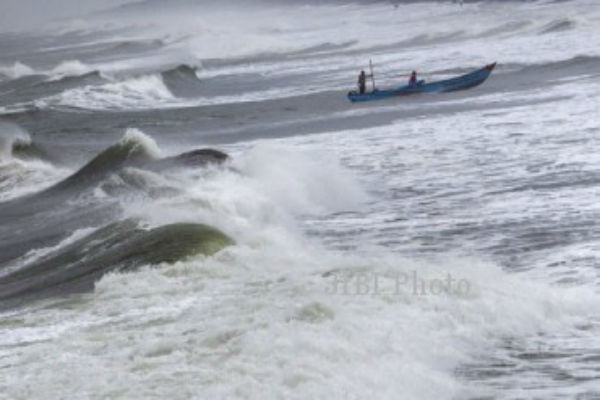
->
347, 63, 496, 103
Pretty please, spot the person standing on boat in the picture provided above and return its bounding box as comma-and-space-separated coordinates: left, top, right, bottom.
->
409, 70, 418, 86
358, 70, 367, 94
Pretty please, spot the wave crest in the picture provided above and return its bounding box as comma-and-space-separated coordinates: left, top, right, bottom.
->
0, 61, 35, 80
48, 59, 96, 80
54, 129, 161, 191
49, 74, 174, 110
161, 64, 203, 97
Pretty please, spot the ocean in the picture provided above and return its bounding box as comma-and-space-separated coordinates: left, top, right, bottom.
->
0, 0, 599, 398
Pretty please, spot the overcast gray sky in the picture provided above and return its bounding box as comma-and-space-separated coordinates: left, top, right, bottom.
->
0, 0, 135, 31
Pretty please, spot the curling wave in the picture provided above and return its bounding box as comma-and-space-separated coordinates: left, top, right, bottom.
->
47, 74, 175, 110
0, 128, 230, 271
0, 219, 232, 308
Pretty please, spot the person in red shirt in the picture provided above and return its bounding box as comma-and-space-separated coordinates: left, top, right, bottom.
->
409, 70, 417, 86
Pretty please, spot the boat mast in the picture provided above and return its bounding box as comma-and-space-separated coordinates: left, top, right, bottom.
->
369, 59, 376, 91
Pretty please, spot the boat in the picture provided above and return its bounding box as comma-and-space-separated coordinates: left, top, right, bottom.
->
347, 62, 496, 103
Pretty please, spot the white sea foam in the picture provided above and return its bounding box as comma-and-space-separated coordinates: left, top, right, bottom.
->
0, 213, 596, 399
233, 143, 368, 216
48, 74, 174, 110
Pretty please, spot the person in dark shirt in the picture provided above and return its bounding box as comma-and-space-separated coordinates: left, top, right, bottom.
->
358, 70, 367, 94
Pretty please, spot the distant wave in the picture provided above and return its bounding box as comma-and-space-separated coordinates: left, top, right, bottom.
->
506, 55, 600, 75
161, 64, 203, 98
110, 38, 165, 52
0, 60, 98, 82
0, 123, 33, 162
539, 18, 576, 34
0, 60, 101, 86
477, 21, 532, 38
161, 63, 200, 80
288, 40, 359, 56
0, 73, 106, 117
4, 64, 193, 112
47, 60, 96, 80
0, 123, 62, 201
46, 74, 175, 110
36, 70, 105, 89
0, 61, 35, 80
440, 55, 600, 99
431, 55, 600, 84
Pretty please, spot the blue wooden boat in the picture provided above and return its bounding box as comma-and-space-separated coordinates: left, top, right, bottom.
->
347, 62, 496, 103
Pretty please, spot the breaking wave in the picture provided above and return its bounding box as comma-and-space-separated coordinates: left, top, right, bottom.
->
0, 128, 367, 308
48, 74, 175, 110
48, 60, 96, 80
39, 128, 228, 198
0, 122, 598, 399
0, 219, 232, 308
55, 128, 162, 191
0, 123, 63, 201
0, 60, 97, 82
0, 128, 234, 307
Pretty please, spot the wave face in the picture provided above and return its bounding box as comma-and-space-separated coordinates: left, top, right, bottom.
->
1, 0, 600, 399
53, 128, 162, 190
0, 219, 232, 308
0, 129, 230, 279
161, 64, 204, 97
